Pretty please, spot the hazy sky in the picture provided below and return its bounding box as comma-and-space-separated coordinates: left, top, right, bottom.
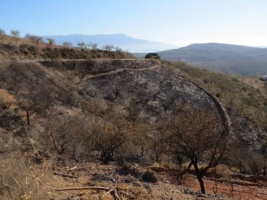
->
1, 0, 266, 46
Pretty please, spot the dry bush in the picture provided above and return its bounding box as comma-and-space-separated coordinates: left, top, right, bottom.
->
85, 115, 130, 164
159, 105, 229, 194
41, 111, 90, 161
0, 152, 50, 200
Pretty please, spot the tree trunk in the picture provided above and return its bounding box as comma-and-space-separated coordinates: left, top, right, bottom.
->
197, 175, 206, 194
26, 110, 30, 125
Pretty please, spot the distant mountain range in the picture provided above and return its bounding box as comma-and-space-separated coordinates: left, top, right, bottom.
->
156, 43, 267, 76
42, 34, 178, 53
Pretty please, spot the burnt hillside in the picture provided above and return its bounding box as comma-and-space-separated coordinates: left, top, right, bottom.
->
0, 57, 267, 199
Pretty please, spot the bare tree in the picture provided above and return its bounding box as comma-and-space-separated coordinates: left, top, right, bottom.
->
89, 122, 123, 163
0, 28, 5, 42
162, 105, 229, 194
25, 34, 43, 46
87, 43, 98, 50
0, 62, 26, 94
103, 45, 115, 51
125, 98, 141, 126
63, 41, 72, 47
77, 42, 85, 49
10, 30, 20, 44
86, 110, 131, 164
19, 85, 55, 125
115, 46, 123, 52
0, 62, 55, 125
44, 113, 85, 155
45, 47, 60, 62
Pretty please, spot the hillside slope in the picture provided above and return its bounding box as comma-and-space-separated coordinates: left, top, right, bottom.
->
159, 43, 267, 75
0, 59, 266, 161
0, 43, 134, 61
0, 56, 267, 199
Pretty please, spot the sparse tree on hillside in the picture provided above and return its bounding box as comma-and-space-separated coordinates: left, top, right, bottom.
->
44, 113, 84, 155
87, 43, 98, 50
77, 42, 85, 49
85, 109, 132, 164
125, 98, 142, 126
10, 30, 20, 44
46, 38, 55, 45
25, 34, 43, 46
0, 62, 56, 125
103, 44, 115, 51
63, 41, 72, 47
45, 47, 60, 62
115, 46, 123, 52
0, 28, 5, 42
162, 105, 229, 194
92, 43, 98, 50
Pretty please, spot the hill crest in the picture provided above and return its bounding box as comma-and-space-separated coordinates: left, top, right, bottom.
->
158, 43, 267, 75
42, 33, 179, 53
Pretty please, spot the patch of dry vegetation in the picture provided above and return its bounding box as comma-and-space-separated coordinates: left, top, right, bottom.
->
166, 61, 267, 130
0, 55, 267, 199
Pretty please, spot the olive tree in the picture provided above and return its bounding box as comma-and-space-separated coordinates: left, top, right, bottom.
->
46, 38, 55, 45
163, 105, 229, 194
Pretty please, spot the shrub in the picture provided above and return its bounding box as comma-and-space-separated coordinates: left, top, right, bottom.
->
145, 53, 160, 59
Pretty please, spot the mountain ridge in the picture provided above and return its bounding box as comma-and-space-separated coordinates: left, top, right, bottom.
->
42, 33, 178, 53
157, 43, 267, 75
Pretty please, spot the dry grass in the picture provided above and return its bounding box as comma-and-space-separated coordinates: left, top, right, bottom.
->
0, 89, 17, 109
0, 151, 154, 200
1, 34, 60, 49
0, 152, 47, 199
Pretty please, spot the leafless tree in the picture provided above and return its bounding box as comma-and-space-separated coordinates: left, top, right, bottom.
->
91, 43, 98, 50
45, 47, 60, 62
162, 105, 229, 194
0, 28, 5, 42
125, 98, 141, 126
103, 44, 115, 51
63, 41, 72, 47
0, 63, 55, 125
25, 34, 43, 46
44, 113, 86, 156
89, 122, 125, 163
10, 30, 20, 44
77, 42, 85, 49
19, 85, 55, 125
86, 43, 98, 50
